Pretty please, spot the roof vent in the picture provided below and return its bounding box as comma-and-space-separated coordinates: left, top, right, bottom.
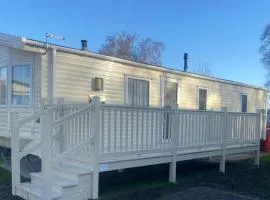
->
184, 53, 188, 72
81, 40, 88, 51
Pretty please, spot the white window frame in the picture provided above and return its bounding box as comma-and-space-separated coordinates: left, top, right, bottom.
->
241, 93, 248, 113
197, 86, 208, 110
0, 66, 8, 106
124, 75, 151, 106
160, 76, 180, 107
10, 63, 33, 107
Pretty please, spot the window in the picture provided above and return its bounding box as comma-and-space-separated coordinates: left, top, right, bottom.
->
164, 81, 178, 108
199, 88, 207, 110
127, 77, 149, 107
12, 65, 32, 105
241, 94, 247, 113
163, 80, 178, 140
0, 67, 7, 105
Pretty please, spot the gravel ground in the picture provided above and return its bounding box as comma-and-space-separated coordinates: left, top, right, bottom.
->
155, 187, 258, 200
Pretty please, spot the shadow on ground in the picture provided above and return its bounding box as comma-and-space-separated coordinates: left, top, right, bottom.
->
99, 157, 270, 200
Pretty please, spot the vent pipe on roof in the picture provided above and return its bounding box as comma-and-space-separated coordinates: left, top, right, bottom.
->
81, 40, 88, 51
184, 53, 188, 72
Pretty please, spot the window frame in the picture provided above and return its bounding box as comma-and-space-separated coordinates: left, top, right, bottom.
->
197, 87, 208, 110
11, 64, 33, 107
0, 66, 8, 106
124, 75, 151, 107
241, 94, 248, 113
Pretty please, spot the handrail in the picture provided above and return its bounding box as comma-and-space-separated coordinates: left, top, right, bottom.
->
102, 104, 260, 115
18, 111, 42, 128
18, 105, 58, 128
18, 141, 41, 160
102, 104, 175, 112
53, 136, 94, 163
227, 112, 259, 116
52, 103, 93, 128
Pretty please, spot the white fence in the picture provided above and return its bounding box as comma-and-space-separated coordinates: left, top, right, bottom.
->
98, 105, 261, 158
10, 97, 262, 198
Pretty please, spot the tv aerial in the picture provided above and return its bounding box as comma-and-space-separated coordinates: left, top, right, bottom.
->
43, 33, 65, 54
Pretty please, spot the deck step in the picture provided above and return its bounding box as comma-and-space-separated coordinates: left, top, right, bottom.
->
30, 172, 78, 188
69, 154, 92, 163
53, 164, 93, 181
16, 182, 62, 200
56, 163, 93, 174
61, 158, 93, 170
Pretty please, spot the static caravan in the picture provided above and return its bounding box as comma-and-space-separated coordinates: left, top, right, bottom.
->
0, 32, 267, 200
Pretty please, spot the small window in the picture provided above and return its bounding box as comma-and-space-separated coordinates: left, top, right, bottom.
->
12, 65, 32, 105
127, 77, 149, 107
241, 94, 247, 113
164, 81, 178, 108
0, 67, 7, 105
199, 88, 207, 110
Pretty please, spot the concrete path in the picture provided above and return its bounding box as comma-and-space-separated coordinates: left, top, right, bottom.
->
156, 187, 258, 200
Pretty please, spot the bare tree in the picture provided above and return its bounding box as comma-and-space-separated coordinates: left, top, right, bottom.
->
99, 31, 164, 65
260, 23, 270, 87
194, 62, 212, 76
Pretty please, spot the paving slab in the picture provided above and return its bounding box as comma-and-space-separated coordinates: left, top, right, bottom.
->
156, 187, 258, 200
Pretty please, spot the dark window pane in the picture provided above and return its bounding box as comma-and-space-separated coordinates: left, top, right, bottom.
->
199, 89, 207, 110
164, 81, 177, 108
242, 95, 247, 112
127, 78, 149, 107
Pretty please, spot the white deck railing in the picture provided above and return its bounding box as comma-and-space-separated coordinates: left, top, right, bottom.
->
10, 96, 263, 198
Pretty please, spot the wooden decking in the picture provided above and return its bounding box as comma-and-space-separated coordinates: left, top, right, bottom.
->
9, 97, 263, 200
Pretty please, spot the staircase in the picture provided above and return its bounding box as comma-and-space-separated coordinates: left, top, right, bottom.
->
11, 97, 101, 200
15, 155, 94, 200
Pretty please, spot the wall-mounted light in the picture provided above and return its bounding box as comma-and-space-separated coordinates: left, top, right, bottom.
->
94, 77, 103, 91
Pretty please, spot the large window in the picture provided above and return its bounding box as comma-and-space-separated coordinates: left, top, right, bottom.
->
0, 67, 7, 105
12, 65, 32, 105
199, 88, 207, 110
127, 77, 149, 107
241, 94, 247, 113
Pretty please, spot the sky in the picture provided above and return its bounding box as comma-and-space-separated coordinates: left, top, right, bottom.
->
0, 0, 269, 87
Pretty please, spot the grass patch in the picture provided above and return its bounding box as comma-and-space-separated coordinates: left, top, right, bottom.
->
0, 167, 11, 185
99, 156, 270, 200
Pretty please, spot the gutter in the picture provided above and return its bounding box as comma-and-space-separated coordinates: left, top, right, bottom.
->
20, 37, 267, 91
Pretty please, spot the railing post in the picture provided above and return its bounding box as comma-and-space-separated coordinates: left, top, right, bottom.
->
90, 96, 101, 199
169, 104, 179, 183
255, 109, 262, 167
220, 107, 227, 173
41, 110, 53, 200
261, 109, 267, 140
57, 98, 65, 153
10, 112, 20, 195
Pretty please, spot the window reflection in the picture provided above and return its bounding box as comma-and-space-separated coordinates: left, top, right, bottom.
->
12, 65, 31, 105
0, 67, 7, 105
